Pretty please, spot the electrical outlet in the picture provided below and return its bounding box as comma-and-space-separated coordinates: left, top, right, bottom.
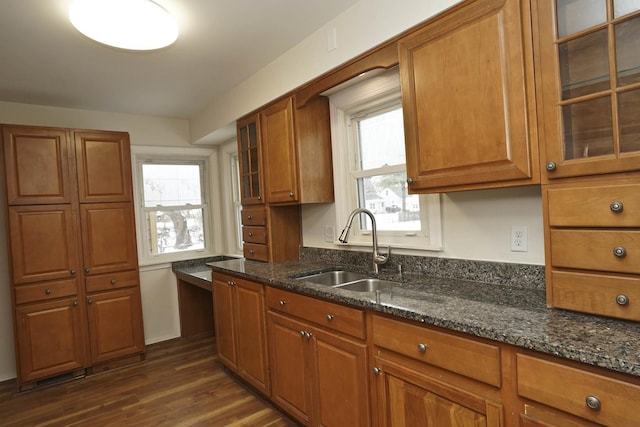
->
324, 225, 335, 243
510, 225, 528, 252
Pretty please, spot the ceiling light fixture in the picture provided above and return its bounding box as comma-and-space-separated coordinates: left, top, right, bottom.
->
69, 0, 178, 51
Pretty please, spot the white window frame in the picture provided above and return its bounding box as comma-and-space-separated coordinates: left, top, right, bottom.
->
327, 68, 443, 251
220, 140, 243, 256
132, 146, 217, 265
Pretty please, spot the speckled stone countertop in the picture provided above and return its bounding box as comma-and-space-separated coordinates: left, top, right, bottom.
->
204, 257, 640, 378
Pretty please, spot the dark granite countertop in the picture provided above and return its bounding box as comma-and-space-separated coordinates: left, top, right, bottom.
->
205, 257, 640, 378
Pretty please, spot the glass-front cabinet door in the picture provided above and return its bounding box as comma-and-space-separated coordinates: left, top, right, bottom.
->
236, 114, 264, 205
536, 0, 640, 179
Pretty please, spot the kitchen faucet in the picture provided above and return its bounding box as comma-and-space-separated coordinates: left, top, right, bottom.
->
338, 208, 390, 273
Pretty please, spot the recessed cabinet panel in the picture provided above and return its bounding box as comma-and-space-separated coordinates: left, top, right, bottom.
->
80, 203, 138, 275
9, 205, 79, 284
400, 0, 536, 191
75, 131, 132, 203
2, 126, 72, 205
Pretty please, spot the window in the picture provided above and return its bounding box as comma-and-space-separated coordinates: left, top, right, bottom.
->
133, 148, 215, 264
328, 68, 442, 250
220, 141, 244, 256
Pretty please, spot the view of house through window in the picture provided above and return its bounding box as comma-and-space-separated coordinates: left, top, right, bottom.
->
141, 163, 206, 255
354, 105, 420, 232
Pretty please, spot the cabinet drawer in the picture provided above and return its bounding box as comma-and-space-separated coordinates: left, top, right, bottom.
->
241, 208, 267, 226
242, 226, 267, 244
550, 229, 640, 274
85, 270, 139, 293
266, 287, 365, 340
244, 243, 268, 262
551, 270, 640, 321
372, 315, 501, 387
15, 278, 78, 305
517, 354, 640, 426
548, 183, 640, 227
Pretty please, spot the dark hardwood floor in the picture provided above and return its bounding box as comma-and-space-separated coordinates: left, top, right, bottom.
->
0, 335, 298, 426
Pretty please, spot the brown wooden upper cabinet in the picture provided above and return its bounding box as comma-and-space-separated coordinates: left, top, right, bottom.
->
75, 130, 132, 203
2, 126, 74, 205
399, 0, 539, 193
534, 0, 640, 180
237, 114, 265, 205
259, 95, 334, 204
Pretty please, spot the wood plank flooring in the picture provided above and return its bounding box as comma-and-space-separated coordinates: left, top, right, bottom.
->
0, 335, 298, 426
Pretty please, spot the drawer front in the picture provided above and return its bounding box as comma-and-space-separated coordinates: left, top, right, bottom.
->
550, 229, 640, 274
266, 287, 365, 339
517, 354, 640, 426
243, 226, 268, 244
244, 243, 268, 262
547, 183, 640, 227
15, 278, 78, 305
372, 315, 501, 387
551, 270, 640, 321
241, 208, 267, 226
85, 269, 139, 293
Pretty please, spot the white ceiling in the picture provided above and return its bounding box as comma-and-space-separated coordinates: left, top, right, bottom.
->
0, 0, 359, 120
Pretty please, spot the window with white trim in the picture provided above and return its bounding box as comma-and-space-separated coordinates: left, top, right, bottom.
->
134, 153, 213, 263
328, 68, 442, 250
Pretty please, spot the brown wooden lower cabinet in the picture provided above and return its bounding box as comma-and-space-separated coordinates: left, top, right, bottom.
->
86, 287, 145, 364
15, 297, 86, 383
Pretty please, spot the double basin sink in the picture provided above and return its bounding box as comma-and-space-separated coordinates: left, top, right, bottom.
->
294, 270, 399, 292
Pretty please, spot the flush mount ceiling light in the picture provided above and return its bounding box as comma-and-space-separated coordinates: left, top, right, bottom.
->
69, 0, 178, 51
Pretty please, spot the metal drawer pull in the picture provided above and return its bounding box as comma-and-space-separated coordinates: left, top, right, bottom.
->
417, 343, 427, 353
249, 249, 255, 255
585, 396, 601, 411
110, 279, 116, 285
326, 314, 334, 321
613, 246, 627, 258
248, 232, 254, 237
247, 215, 252, 220
616, 294, 629, 306
45, 289, 52, 295
279, 300, 286, 306
610, 201, 624, 213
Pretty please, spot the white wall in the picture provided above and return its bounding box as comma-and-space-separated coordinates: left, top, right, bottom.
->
302, 186, 545, 265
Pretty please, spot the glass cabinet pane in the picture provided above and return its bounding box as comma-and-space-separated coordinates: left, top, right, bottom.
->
615, 0, 640, 17
615, 16, 640, 86
562, 96, 613, 159
248, 123, 257, 148
618, 88, 640, 153
559, 29, 610, 99
557, 0, 606, 37
240, 127, 248, 150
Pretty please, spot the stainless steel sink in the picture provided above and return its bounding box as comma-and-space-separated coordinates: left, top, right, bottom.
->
335, 278, 399, 292
295, 270, 368, 286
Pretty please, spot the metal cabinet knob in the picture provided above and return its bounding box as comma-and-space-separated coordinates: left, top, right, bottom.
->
326, 314, 334, 321
300, 330, 305, 338
545, 161, 557, 171
247, 215, 253, 220
45, 289, 52, 295
406, 178, 414, 184
249, 249, 255, 255
613, 246, 627, 258
610, 201, 624, 213
616, 294, 629, 306
305, 331, 312, 340
279, 300, 286, 306
73, 301, 78, 307
373, 367, 382, 376
85, 268, 91, 274
70, 270, 76, 276
585, 396, 601, 411
417, 343, 427, 353
110, 279, 116, 285
87, 298, 93, 304
257, 195, 262, 200
248, 232, 254, 237
289, 192, 294, 198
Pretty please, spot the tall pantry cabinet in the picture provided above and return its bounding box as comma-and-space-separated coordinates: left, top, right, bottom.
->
1, 125, 145, 390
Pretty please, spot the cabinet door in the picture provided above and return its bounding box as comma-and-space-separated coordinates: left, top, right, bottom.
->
86, 287, 145, 364
267, 311, 312, 425
9, 205, 80, 284
535, 1, 640, 179
312, 327, 370, 427
212, 278, 237, 368
375, 357, 503, 427
234, 278, 270, 395
400, 0, 537, 192
237, 114, 264, 205
74, 130, 132, 203
261, 97, 299, 203
15, 298, 86, 382
2, 125, 73, 205
79, 203, 138, 276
